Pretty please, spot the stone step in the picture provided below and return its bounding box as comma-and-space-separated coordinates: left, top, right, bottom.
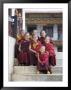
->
13, 66, 37, 74
12, 74, 62, 81
13, 66, 62, 74
52, 66, 62, 74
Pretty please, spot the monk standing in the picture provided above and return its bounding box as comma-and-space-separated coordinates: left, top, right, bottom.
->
45, 36, 56, 74
14, 30, 25, 64
18, 32, 31, 66
39, 30, 46, 46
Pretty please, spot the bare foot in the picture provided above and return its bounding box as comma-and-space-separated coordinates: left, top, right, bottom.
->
47, 71, 50, 74
37, 71, 40, 74
50, 71, 52, 74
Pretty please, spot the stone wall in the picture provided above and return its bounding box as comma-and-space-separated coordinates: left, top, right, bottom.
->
8, 36, 16, 81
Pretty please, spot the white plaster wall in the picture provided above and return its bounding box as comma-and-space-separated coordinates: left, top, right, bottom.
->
55, 52, 62, 60
55, 52, 62, 66
54, 47, 62, 60
8, 36, 16, 80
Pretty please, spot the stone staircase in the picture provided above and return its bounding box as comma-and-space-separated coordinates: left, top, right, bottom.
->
11, 59, 62, 81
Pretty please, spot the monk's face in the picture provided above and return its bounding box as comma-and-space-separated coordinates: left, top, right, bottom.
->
45, 37, 50, 43
33, 35, 38, 42
40, 46, 45, 53
41, 31, 46, 37
25, 33, 30, 40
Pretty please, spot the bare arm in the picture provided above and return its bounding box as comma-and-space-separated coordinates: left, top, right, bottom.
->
42, 51, 49, 64
36, 53, 42, 63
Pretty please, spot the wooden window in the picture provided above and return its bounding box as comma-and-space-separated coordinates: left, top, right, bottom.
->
58, 24, 62, 40
43, 25, 53, 37
57, 46, 62, 52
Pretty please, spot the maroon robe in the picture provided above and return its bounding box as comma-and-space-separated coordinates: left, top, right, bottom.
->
37, 51, 49, 70
39, 37, 45, 46
30, 40, 42, 65
18, 40, 31, 65
31, 40, 42, 52
45, 43, 56, 66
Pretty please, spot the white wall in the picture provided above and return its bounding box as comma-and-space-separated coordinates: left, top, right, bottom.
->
55, 52, 62, 66
55, 52, 62, 60
8, 36, 16, 81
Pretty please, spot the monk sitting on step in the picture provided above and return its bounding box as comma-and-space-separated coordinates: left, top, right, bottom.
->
37, 46, 49, 74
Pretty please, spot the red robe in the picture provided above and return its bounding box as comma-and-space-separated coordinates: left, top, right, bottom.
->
30, 40, 42, 65
45, 43, 56, 66
31, 40, 42, 53
37, 51, 49, 70
18, 40, 31, 65
39, 37, 45, 46
15, 34, 24, 58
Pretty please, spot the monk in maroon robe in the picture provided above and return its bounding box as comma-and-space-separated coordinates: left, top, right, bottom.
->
18, 32, 31, 66
14, 35, 23, 58
14, 31, 24, 60
30, 35, 42, 65
37, 46, 49, 74
45, 36, 56, 74
39, 30, 46, 45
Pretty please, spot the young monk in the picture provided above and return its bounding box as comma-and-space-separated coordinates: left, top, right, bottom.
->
18, 32, 31, 66
30, 35, 42, 66
14, 30, 25, 61
45, 36, 56, 74
39, 30, 46, 46
32, 30, 38, 36
37, 46, 49, 74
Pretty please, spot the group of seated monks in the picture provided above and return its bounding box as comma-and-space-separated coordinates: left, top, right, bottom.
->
15, 30, 56, 74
